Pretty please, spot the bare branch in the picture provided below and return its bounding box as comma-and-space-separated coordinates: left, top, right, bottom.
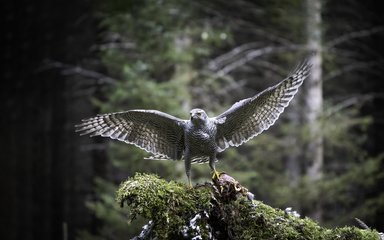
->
210, 44, 303, 76
208, 42, 263, 71
248, 60, 287, 76
324, 61, 378, 82
215, 79, 247, 96
91, 42, 136, 51
324, 93, 384, 118
327, 48, 359, 59
354, 218, 384, 240
228, 18, 295, 46
217, 46, 274, 76
40, 60, 117, 85
325, 26, 384, 49
324, 96, 363, 118
355, 218, 370, 230
246, 27, 295, 46
192, 1, 294, 47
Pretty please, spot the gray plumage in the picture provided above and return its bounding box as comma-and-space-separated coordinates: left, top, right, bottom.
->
75, 58, 311, 184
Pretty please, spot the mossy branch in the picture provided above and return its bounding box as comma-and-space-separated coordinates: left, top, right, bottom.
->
117, 173, 381, 240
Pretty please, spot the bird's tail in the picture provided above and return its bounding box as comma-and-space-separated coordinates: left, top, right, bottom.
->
144, 154, 174, 161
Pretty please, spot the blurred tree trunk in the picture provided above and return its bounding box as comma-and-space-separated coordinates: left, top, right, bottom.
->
304, 0, 323, 221
0, 1, 100, 239
285, 98, 301, 188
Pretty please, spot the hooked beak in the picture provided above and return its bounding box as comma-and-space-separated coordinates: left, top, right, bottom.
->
190, 111, 201, 120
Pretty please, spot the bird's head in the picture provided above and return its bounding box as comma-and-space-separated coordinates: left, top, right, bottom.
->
190, 108, 208, 123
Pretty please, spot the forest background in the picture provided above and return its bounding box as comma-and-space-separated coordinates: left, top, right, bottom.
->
1, 0, 384, 239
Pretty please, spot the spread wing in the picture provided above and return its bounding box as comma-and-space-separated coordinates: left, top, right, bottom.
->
214, 58, 311, 152
75, 110, 186, 160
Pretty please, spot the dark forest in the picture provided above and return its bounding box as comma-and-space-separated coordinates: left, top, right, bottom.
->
1, 0, 384, 239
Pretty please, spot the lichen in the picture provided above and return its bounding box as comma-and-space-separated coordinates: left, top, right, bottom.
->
116, 173, 381, 240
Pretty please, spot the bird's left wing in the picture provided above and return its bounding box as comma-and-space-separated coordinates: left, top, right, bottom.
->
75, 110, 186, 160
214, 58, 311, 152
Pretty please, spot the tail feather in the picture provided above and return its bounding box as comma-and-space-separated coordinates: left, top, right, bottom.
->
144, 154, 215, 164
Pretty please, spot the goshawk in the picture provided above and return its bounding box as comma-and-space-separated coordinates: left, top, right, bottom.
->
76, 58, 311, 185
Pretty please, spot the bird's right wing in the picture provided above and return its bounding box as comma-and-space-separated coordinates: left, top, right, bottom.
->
75, 110, 186, 160
214, 58, 311, 152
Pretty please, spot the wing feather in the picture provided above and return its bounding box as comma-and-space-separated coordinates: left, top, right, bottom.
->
214, 58, 311, 152
75, 110, 186, 160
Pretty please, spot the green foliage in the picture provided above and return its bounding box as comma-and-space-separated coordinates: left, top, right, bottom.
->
80, 0, 383, 238
117, 173, 381, 239
80, 1, 231, 238
96, 0, 229, 174
320, 154, 384, 227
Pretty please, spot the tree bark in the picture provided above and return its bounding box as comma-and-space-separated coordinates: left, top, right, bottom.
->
304, 0, 324, 221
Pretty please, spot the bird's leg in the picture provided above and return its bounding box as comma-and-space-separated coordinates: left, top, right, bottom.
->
209, 156, 225, 193
187, 174, 192, 188
185, 155, 192, 187
209, 156, 220, 180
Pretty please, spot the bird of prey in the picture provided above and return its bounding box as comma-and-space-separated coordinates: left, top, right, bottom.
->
76, 58, 311, 186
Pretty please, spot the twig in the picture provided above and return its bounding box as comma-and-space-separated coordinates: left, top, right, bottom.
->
39, 60, 117, 85
325, 26, 384, 49
208, 42, 263, 71
355, 218, 384, 240
91, 42, 136, 51
323, 93, 384, 118
211, 44, 303, 76
324, 61, 378, 82
355, 218, 369, 230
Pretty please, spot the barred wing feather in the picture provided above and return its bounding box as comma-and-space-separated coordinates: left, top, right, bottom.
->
214, 59, 311, 152
75, 110, 186, 160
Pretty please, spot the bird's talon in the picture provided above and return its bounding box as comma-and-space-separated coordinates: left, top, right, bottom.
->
212, 170, 221, 180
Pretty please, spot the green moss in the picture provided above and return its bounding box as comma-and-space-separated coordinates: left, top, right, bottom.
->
116, 173, 212, 238
117, 173, 381, 239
